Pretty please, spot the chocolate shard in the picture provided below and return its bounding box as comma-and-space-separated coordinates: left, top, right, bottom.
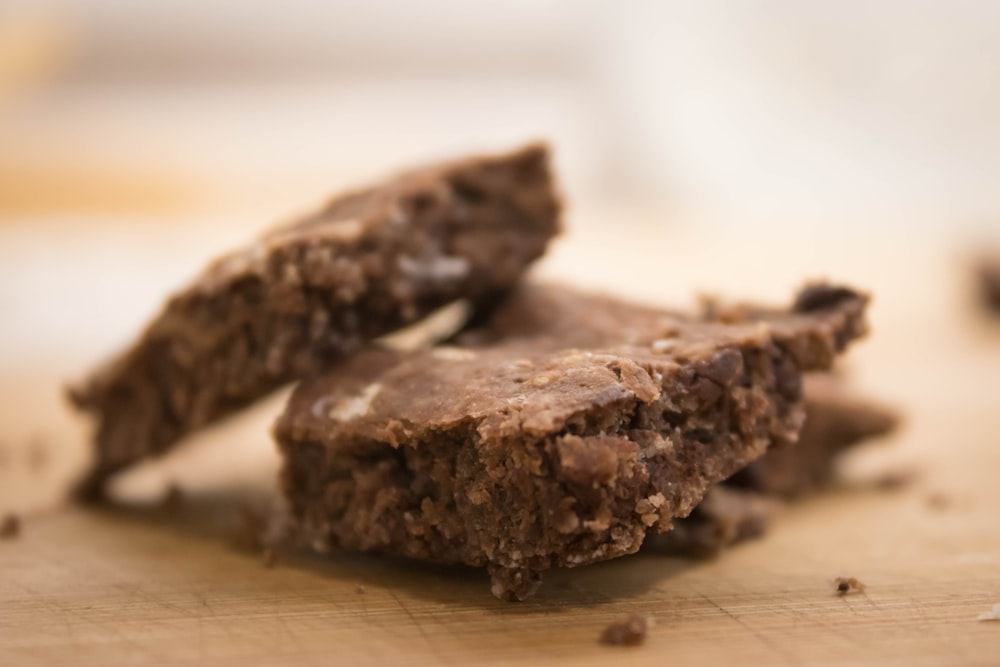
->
69, 144, 561, 496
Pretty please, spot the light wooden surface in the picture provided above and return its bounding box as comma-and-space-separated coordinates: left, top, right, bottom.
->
1, 207, 1000, 666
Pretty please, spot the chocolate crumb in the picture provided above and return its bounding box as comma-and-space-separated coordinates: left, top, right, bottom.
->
69, 143, 561, 500
1, 514, 21, 539
262, 548, 277, 569
834, 577, 865, 595
354, 584, 366, 594
599, 614, 650, 646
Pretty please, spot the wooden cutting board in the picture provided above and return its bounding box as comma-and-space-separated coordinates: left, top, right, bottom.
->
1, 222, 999, 667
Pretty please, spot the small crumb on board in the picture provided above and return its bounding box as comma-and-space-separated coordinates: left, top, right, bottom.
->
834, 577, 866, 595
599, 614, 650, 646
354, 584, 366, 595
1, 514, 21, 540
977, 603, 1000, 622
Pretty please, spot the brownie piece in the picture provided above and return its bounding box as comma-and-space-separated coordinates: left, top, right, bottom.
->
69, 144, 561, 496
275, 284, 869, 599
475, 285, 897, 559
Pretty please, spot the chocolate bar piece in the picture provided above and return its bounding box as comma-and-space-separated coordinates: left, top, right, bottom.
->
275, 284, 868, 599
69, 144, 560, 495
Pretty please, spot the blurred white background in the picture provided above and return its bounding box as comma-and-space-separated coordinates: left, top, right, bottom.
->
4, 0, 1000, 231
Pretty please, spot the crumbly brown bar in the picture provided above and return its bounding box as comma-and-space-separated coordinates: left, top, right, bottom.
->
275, 284, 869, 600
474, 284, 897, 559
69, 144, 561, 496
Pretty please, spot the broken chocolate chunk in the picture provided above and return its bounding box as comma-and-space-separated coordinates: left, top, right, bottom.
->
275, 283, 869, 599
69, 144, 561, 497
599, 614, 649, 646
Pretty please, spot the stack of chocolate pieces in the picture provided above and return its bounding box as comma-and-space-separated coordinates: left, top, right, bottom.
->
71, 144, 896, 600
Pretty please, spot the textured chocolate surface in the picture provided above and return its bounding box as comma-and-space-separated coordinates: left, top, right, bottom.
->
276, 283, 869, 599
478, 286, 897, 557
70, 144, 560, 495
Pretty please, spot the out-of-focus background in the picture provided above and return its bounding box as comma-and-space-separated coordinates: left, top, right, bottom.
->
2, 3, 1000, 666
7, 0, 1000, 223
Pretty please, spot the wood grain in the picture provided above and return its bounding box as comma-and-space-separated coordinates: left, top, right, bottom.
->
1, 221, 999, 667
